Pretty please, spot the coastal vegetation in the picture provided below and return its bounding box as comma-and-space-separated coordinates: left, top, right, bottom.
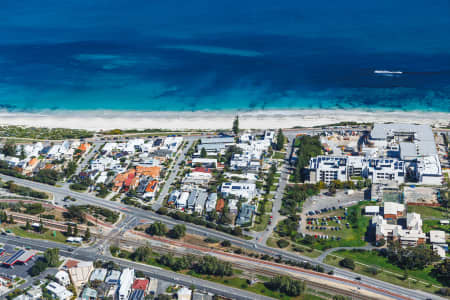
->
292, 136, 322, 182
0, 126, 93, 140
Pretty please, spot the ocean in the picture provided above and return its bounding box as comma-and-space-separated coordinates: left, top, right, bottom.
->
0, 0, 449, 113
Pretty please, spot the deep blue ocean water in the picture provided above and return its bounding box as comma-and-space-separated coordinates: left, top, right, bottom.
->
0, 0, 449, 112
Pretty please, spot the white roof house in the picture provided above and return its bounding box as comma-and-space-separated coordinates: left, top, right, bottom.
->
406, 212, 422, 230
205, 193, 218, 213
90, 268, 107, 282
177, 287, 192, 300
383, 202, 404, 217
46, 281, 73, 300
433, 244, 447, 259
105, 270, 121, 284
176, 191, 189, 209
118, 268, 134, 300
55, 270, 71, 286
221, 182, 256, 200
429, 230, 446, 244
364, 206, 380, 215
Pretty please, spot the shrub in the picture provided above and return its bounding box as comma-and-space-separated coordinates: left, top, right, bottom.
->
277, 239, 290, 248
339, 258, 355, 270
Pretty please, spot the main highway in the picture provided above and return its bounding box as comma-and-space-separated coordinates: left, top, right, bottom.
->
0, 173, 444, 300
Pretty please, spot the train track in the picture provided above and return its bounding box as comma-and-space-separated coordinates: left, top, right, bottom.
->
112, 237, 384, 300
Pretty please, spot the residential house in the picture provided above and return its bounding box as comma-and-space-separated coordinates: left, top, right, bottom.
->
81, 287, 97, 300
118, 268, 134, 300
221, 182, 256, 200
55, 270, 70, 286
46, 282, 73, 300
236, 204, 255, 226
143, 180, 159, 199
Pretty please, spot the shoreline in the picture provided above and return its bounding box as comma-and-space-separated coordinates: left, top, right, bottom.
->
0, 109, 448, 130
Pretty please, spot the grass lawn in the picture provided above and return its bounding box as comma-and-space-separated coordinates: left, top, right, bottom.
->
273, 151, 285, 160
253, 214, 270, 232
422, 220, 450, 233
8, 226, 69, 244
186, 271, 303, 300
324, 250, 442, 294
267, 236, 322, 258
264, 201, 273, 212
407, 205, 449, 219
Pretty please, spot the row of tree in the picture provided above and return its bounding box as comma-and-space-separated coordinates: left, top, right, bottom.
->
265, 275, 305, 297
146, 222, 187, 239
380, 243, 441, 270
158, 253, 233, 277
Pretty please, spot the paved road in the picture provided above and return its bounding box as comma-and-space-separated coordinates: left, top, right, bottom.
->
153, 139, 194, 210
0, 173, 445, 300
316, 245, 376, 262
0, 236, 273, 300
255, 135, 295, 244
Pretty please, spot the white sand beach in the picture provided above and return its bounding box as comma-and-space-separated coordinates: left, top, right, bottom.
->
0, 109, 448, 130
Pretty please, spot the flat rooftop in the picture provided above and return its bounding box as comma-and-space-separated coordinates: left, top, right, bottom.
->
0, 249, 36, 266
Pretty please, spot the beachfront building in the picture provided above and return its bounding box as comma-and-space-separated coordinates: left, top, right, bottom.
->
199, 136, 235, 155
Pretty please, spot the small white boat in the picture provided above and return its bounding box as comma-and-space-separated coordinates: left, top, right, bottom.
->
374, 70, 403, 74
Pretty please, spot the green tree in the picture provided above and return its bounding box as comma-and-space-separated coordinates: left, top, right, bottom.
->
25, 220, 31, 231
19, 147, 26, 160
66, 224, 73, 236
44, 248, 60, 267
2, 141, 16, 156
339, 258, 355, 270
432, 259, 450, 286
265, 276, 305, 297
167, 224, 186, 239
146, 222, 167, 236
131, 246, 152, 262
39, 219, 44, 233
65, 161, 78, 178
275, 129, 285, 151
232, 116, 239, 135
200, 147, 207, 158
73, 224, 78, 236
221, 240, 231, 247
84, 227, 91, 241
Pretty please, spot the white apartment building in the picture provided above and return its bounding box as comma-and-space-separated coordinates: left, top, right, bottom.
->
309, 156, 406, 184
221, 182, 256, 200
308, 156, 348, 184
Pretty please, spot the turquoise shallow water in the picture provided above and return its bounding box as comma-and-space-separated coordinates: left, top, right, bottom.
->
0, 0, 449, 113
